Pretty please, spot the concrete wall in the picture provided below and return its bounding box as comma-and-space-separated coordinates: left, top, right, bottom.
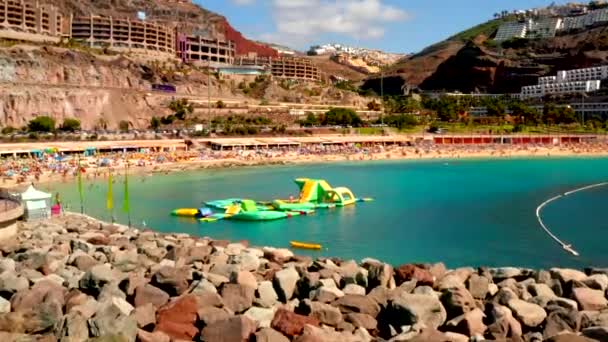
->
0, 190, 23, 241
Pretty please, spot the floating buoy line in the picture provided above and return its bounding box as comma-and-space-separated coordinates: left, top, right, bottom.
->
535, 182, 608, 257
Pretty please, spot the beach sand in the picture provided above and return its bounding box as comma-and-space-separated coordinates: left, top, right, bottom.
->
4, 142, 608, 189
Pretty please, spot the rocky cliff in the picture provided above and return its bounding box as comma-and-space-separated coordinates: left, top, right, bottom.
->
371, 20, 608, 94
0, 45, 229, 129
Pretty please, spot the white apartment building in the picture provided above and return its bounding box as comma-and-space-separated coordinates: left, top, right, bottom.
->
521, 80, 601, 99
538, 75, 557, 85
584, 7, 608, 25
528, 17, 563, 39
555, 65, 608, 83
495, 21, 528, 41
562, 15, 587, 30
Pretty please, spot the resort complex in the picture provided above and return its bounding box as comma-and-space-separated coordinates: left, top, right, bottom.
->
0, 0, 65, 42
495, 5, 608, 41
0, 0, 321, 80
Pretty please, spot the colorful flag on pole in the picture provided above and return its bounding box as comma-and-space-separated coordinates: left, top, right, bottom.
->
106, 172, 113, 211
77, 156, 84, 213
122, 164, 129, 213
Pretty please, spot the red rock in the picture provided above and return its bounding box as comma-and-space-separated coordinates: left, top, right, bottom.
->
222, 19, 279, 58
271, 308, 320, 337
87, 235, 110, 245
395, 264, 434, 286
210, 240, 230, 248
11, 280, 65, 312
201, 315, 257, 342
155, 294, 199, 340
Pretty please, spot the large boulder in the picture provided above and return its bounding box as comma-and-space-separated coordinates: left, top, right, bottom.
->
394, 264, 434, 286
255, 328, 290, 342
440, 286, 477, 318
485, 304, 522, 340
137, 330, 170, 342
274, 267, 299, 302
310, 285, 344, 303
0, 272, 29, 296
467, 274, 489, 300
388, 293, 447, 330
197, 306, 232, 326
56, 311, 90, 341
134, 284, 170, 308
344, 313, 377, 331
256, 280, 279, 308
332, 294, 380, 318
221, 283, 255, 313
551, 268, 587, 284
201, 316, 257, 342
507, 299, 547, 328
150, 266, 189, 297
0, 297, 9, 314
89, 300, 138, 342
362, 259, 394, 289
131, 303, 156, 329
271, 308, 320, 337
10, 279, 65, 312
543, 307, 579, 339
572, 287, 608, 311
582, 326, 608, 341
343, 284, 366, 296
490, 267, 532, 280
300, 299, 343, 326
244, 306, 276, 328
154, 294, 199, 341
295, 324, 360, 342
444, 308, 486, 336
583, 274, 608, 291
231, 270, 258, 290
528, 283, 556, 298
79, 264, 120, 297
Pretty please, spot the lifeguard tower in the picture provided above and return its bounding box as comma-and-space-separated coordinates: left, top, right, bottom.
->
20, 185, 52, 220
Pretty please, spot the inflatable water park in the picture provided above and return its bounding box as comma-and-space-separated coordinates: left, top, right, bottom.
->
170, 178, 373, 224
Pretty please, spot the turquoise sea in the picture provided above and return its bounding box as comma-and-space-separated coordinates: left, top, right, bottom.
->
48, 158, 608, 269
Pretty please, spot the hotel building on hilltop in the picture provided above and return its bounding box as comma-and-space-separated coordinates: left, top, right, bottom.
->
69, 15, 176, 57
0, 0, 66, 43
494, 21, 528, 41
0, 0, 324, 82
495, 7, 608, 41
176, 33, 235, 65
521, 80, 601, 99
235, 56, 323, 82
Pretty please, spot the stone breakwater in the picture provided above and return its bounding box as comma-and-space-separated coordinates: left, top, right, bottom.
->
0, 215, 607, 341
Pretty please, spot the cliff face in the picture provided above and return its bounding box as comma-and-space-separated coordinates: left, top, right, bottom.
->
383, 26, 608, 94
0, 46, 225, 129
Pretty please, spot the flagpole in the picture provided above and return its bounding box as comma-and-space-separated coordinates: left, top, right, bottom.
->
124, 159, 131, 227
107, 169, 114, 224
77, 154, 84, 214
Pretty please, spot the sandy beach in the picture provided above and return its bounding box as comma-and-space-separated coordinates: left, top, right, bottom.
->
3, 141, 608, 189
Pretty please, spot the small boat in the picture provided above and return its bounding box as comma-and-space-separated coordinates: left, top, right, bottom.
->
290, 241, 322, 250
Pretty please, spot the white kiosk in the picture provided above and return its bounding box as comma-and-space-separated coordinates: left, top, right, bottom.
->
21, 185, 51, 220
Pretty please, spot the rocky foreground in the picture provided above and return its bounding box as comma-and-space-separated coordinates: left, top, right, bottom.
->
0, 215, 607, 341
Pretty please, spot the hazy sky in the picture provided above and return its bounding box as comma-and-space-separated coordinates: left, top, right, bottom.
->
198, 0, 569, 53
